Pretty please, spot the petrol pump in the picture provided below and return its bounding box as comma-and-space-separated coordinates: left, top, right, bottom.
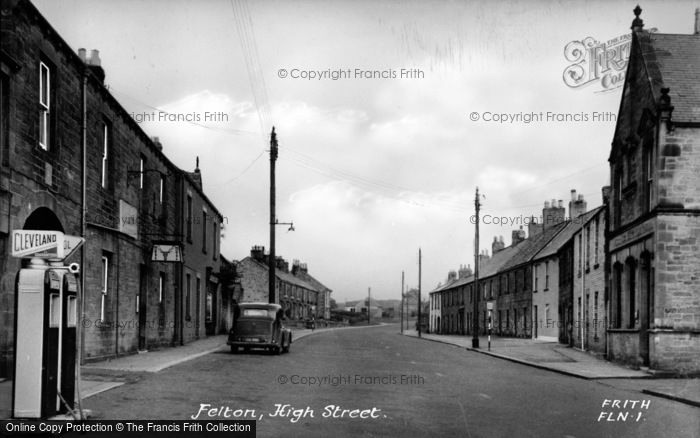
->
11, 230, 84, 419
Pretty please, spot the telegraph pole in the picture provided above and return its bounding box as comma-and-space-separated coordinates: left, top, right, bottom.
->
472, 187, 480, 348
400, 271, 404, 334
268, 127, 278, 304
418, 248, 422, 338
367, 287, 371, 325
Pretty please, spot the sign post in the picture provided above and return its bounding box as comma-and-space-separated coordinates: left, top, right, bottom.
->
487, 301, 493, 351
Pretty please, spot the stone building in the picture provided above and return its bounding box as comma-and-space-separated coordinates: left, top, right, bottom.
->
570, 204, 606, 356
291, 259, 332, 320
0, 0, 230, 381
235, 246, 331, 320
531, 193, 596, 342
429, 266, 472, 334
606, 7, 700, 373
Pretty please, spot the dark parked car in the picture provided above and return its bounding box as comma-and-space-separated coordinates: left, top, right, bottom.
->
228, 303, 292, 354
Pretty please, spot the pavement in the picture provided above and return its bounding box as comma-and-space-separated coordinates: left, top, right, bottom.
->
401, 329, 700, 408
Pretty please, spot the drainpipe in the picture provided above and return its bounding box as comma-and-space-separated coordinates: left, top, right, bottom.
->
75, 66, 88, 418
580, 219, 585, 351
176, 171, 184, 345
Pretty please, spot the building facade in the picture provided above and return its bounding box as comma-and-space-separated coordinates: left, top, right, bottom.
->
571, 204, 606, 356
0, 0, 231, 381
236, 246, 331, 320
606, 8, 700, 373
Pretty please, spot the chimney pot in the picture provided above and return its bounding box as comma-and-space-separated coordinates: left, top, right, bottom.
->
558, 200, 563, 208
571, 189, 577, 201
78, 48, 87, 62
544, 200, 550, 208
695, 8, 700, 35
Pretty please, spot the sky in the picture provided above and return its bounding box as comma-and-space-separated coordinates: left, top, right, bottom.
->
33, 0, 698, 303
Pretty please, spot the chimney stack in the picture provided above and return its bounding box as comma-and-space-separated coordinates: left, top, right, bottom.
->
512, 226, 527, 245
569, 188, 587, 219
458, 264, 473, 279
82, 48, 105, 83
602, 186, 612, 205
250, 245, 265, 262
447, 270, 457, 282
528, 215, 542, 238
542, 198, 566, 230
492, 235, 505, 254
89, 49, 101, 66
152, 136, 163, 151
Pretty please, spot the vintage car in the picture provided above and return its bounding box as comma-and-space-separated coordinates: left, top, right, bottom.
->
227, 303, 292, 354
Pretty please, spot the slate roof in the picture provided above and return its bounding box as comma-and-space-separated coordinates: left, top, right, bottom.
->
637, 31, 700, 122
499, 221, 568, 272
430, 274, 474, 294
533, 206, 604, 261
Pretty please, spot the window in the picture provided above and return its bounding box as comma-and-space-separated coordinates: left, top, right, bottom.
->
545, 304, 550, 325
196, 277, 201, 321
186, 194, 193, 241
212, 221, 217, 259
206, 292, 213, 323
613, 264, 623, 328
594, 291, 599, 340
159, 174, 164, 203
186, 273, 191, 320
614, 170, 622, 227
202, 210, 208, 253
159, 272, 165, 303
594, 217, 600, 265
101, 122, 109, 188
534, 264, 539, 291
577, 297, 581, 330
644, 143, 654, 212
585, 225, 591, 271
100, 255, 109, 320
577, 234, 582, 275
139, 156, 145, 189
1, 71, 9, 167
39, 61, 51, 150
627, 261, 636, 329
544, 261, 549, 289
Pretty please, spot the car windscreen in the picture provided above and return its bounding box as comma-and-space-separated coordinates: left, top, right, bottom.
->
241, 308, 276, 318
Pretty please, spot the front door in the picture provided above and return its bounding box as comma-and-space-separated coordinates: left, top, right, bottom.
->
138, 265, 147, 350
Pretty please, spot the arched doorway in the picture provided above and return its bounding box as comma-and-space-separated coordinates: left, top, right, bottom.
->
23, 207, 64, 232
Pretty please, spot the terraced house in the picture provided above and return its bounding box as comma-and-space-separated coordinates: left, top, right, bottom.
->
235, 246, 332, 321
0, 0, 233, 383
